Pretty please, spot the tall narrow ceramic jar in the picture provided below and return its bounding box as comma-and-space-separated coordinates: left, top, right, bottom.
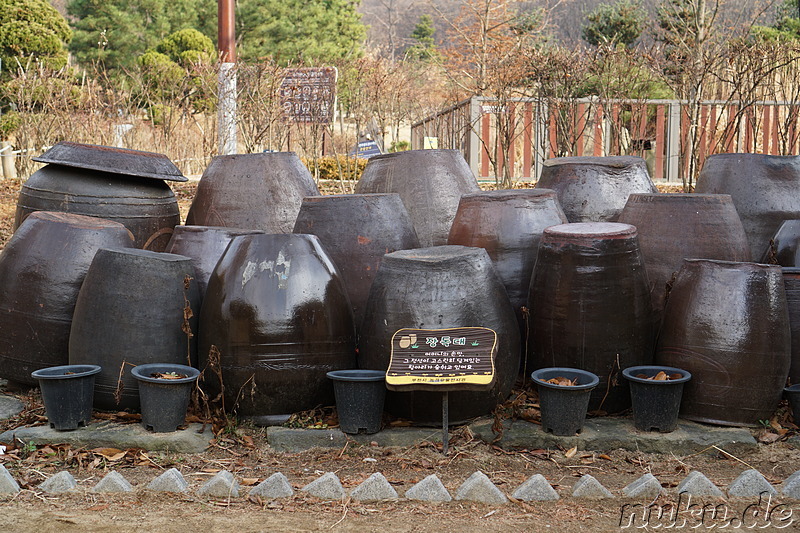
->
355, 149, 480, 247
0, 212, 134, 385
617, 193, 751, 318
527, 223, 655, 413
655, 259, 790, 426
358, 245, 520, 425
447, 189, 568, 347
69, 248, 201, 411
198, 233, 356, 425
293, 193, 420, 328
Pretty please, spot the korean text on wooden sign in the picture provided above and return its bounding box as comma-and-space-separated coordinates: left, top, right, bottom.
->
279, 67, 338, 124
386, 327, 497, 392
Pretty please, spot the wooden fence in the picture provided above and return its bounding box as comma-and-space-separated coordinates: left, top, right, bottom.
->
410, 96, 800, 183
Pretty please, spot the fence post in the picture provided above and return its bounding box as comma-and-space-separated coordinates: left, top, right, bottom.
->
665, 102, 681, 183
533, 99, 548, 181
468, 96, 482, 178
0, 141, 16, 179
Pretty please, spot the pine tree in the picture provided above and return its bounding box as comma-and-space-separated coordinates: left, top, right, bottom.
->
0, 0, 71, 73
406, 15, 438, 61
582, 0, 645, 48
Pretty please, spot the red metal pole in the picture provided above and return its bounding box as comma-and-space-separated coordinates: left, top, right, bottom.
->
218, 0, 236, 63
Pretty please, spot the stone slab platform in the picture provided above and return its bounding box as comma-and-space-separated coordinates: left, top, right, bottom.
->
0, 422, 213, 453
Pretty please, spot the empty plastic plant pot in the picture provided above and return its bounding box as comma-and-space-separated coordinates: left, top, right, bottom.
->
786, 384, 800, 424
131, 363, 200, 433
327, 370, 386, 434
31, 364, 101, 431
532, 367, 599, 436
623, 365, 692, 432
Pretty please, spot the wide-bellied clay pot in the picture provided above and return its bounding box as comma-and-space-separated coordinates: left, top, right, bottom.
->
358, 245, 520, 425
0, 212, 134, 386
293, 193, 420, 328
618, 193, 751, 318
696, 153, 800, 259
355, 149, 480, 247
164, 225, 264, 304
447, 189, 568, 347
16, 142, 185, 251
527, 223, 655, 414
198, 233, 356, 425
186, 152, 319, 233
782, 268, 800, 386
535, 155, 657, 223
655, 259, 790, 426
764, 220, 800, 266
69, 248, 201, 411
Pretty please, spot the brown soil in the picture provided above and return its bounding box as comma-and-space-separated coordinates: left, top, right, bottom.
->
1, 177, 797, 531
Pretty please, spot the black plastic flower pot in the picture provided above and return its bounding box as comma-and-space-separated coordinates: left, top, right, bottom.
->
31, 364, 101, 431
531, 367, 599, 436
786, 384, 800, 424
131, 363, 200, 433
623, 365, 692, 432
326, 370, 386, 434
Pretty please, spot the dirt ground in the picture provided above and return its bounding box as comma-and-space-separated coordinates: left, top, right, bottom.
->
1, 177, 798, 531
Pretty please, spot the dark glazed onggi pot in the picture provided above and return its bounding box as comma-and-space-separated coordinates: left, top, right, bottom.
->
355, 149, 480, 247
198, 233, 356, 425
16, 142, 185, 251
447, 189, 568, 347
763, 220, 800, 266
358, 245, 520, 425
535, 155, 657, 223
617, 193, 751, 318
186, 152, 320, 233
164, 225, 264, 304
69, 248, 201, 411
293, 193, 420, 328
696, 153, 800, 259
782, 268, 800, 386
655, 259, 790, 426
527, 223, 655, 413
0, 212, 135, 385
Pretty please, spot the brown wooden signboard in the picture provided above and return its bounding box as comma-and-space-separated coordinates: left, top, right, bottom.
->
385, 327, 497, 392
279, 67, 337, 124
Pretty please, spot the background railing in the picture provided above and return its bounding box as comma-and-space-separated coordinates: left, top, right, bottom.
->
411, 96, 800, 183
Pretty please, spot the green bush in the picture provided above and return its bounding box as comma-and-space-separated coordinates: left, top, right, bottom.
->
303, 155, 366, 181
0, 110, 20, 139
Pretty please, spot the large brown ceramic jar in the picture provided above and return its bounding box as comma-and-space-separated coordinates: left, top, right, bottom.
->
535, 156, 657, 223
15, 142, 185, 251
358, 245, 520, 425
618, 193, 751, 318
781, 268, 800, 386
198, 233, 356, 425
164, 225, 264, 305
355, 149, 480, 247
764, 220, 800, 266
527, 223, 655, 413
186, 152, 319, 233
655, 259, 790, 426
447, 189, 567, 344
0, 212, 135, 385
293, 193, 420, 328
69, 248, 201, 411
696, 153, 800, 259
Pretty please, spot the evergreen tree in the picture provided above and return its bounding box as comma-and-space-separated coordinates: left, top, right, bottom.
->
0, 0, 71, 73
406, 15, 438, 61
67, 0, 215, 70
237, 0, 366, 63
582, 0, 645, 48
751, 0, 800, 41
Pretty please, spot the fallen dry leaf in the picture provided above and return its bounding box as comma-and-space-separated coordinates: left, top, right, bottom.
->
240, 477, 260, 486
565, 446, 577, 458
